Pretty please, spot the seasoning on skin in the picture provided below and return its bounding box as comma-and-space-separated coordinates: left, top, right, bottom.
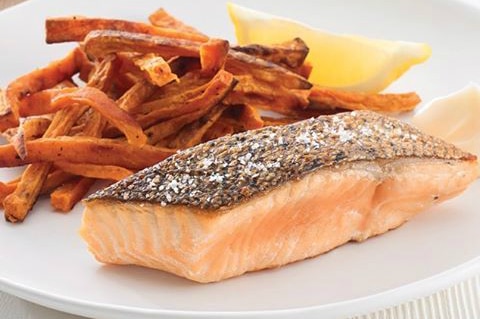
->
87, 111, 474, 210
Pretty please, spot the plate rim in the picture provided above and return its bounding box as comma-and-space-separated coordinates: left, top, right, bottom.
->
1, 257, 479, 318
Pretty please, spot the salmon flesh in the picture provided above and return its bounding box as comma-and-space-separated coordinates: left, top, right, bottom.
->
81, 111, 478, 283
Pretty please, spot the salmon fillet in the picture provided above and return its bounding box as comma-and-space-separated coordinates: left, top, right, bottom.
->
81, 111, 478, 283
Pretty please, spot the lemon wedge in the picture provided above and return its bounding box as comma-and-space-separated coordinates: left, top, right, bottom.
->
227, 3, 431, 93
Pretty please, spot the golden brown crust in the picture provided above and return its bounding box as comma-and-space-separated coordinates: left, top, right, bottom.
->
87, 111, 476, 209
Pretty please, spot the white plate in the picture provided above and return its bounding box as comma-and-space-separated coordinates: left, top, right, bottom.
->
0, 0, 479, 318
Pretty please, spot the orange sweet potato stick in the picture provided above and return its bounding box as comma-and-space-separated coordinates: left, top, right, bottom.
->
148, 8, 206, 36
51, 87, 147, 146
200, 39, 229, 76
0, 136, 174, 169
54, 162, 133, 181
308, 86, 421, 112
50, 177, 96, 212
45, 16, 208, 43
4, 48, 83, 122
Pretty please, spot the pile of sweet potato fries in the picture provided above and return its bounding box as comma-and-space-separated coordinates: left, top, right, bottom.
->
0, 8, 421, 223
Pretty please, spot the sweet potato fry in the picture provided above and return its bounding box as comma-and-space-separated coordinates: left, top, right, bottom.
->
167, 57, 202, 78
112, 72, 137, 95
75, 48, 95, 82
97, 76, 155, 138
230, 104, 264, 130
202, 120, 235, 142
145, 105, 215, 145
80, 112, 106, 138
0, 170, 74, 205
200, 39, 229, 76
0, 89, 9, 116
239, 75, 310, 108
117, 52, 148, 71
142, 70, 208, 106
132, 54, 178, 87
222, 116, 247, 133
228, 92, 311, 116
4, 48, 83, 122
54, 162, 133, 181
50, 177, 96, 212
3, 75, 87, 222
3, 163, 53, 222
138, 70, 228, 114
0, 88, 13, 131
0, 181, 17, 205
294, 62, 313, 79
148, 8, 206, 36
241, 105, 264, 130
0, 113, 17, 132
22, 118, 51, 140
2, 118, 51, 144
17, 88, 71, 117
4, 60, 136, 223
9, 121, 26, 161
233, 38, 309, 69
225, 50, 312, 90
69, 123, 87, 136
43, 108, 88, 140
116, 79, 156, 112
86, 54, 118, 93
0, 127, 16, 143
13, 80, 74, 158
41, 170, 75, 194
153, 135, 177, 148
3, 105, 88, 222
84, 30, 311, 90
261, 116, 299, 126
112, 53, 157, 96
51, 87, 147, 145
79, 54, 121, 138
223, 75, 310, 114
83, 30, 310, 89
46, 169, 84, 214
45, 17, 208, 44
115, 52, 145, 78
168, 104, 227, 148
18, 79, 79, 117
84, 30, 201, 60
136, 70, 236, 128
0, 136, 174, 169
308, 87, 421, 112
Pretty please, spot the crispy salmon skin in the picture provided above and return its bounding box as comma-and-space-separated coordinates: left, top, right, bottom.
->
81, 111, 478, 283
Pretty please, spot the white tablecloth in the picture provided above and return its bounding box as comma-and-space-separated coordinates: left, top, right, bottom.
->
1, 0, 480, 318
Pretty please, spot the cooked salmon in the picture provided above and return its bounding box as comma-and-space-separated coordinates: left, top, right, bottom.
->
80, 111, 478, 283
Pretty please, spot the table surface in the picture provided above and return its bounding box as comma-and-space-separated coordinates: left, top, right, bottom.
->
0, 0, 479, 318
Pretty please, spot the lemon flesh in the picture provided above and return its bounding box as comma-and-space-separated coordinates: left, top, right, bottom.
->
228, 3, 431, 93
